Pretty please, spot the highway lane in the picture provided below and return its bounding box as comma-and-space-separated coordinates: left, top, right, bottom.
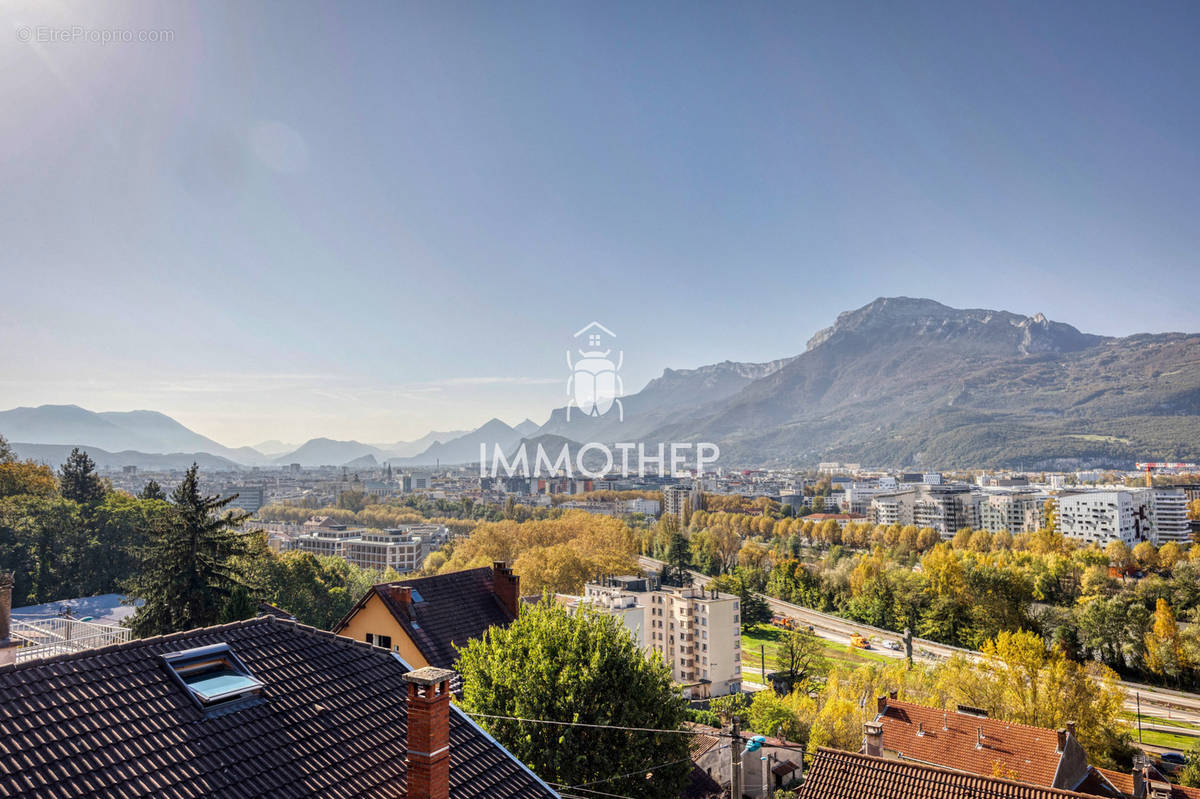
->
637, 555, 1200, 726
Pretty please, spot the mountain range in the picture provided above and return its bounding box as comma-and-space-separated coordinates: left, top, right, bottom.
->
3, 298, 1198, 470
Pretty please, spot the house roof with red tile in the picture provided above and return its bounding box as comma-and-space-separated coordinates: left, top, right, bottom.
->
798, 748, 1105, 799
875, 698, 1089, 789
0, 615, 557, 798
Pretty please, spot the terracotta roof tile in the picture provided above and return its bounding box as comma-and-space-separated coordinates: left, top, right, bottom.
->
0, 616, 556, 798
799, 748, 1104, 799
877, 699, 1069, 786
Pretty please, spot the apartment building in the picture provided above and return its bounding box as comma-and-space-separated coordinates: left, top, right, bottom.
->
580, 577, 741, 698
291, 518, 448, 573
663, 480, 704, 521
978, 490, 1047, 534
868, 484, 980, 537
1057, 487, 1191, 545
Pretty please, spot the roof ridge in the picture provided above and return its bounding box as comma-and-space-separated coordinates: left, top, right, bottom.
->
374, 565, 493, 589
886, 698, 1067, 737
813, 748, 1096, 798
1, 614, 406, 673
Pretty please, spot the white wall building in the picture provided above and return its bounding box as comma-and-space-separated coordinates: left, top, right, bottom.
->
578, 578, 742, 698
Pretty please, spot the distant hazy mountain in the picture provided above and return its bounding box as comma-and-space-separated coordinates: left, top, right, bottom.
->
0, 405, 272, 465
641, 297, 1200, 468
376, 429, 470, 459
391, 418, 525, 466
253, 440, 296, 456
536, 356, 797, 443
514, 419, 540, 437
10, 442, 242, 471
274, 438, 389, 467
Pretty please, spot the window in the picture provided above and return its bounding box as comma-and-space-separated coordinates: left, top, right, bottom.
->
365, 633, 374, 645
162, 643, 264, 712
377, 635, 392, 650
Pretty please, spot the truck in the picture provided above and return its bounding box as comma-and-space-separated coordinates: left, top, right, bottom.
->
850, 633, 871, 649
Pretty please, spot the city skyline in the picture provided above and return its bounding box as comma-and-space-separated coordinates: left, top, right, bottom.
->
4, 1, 1199, 444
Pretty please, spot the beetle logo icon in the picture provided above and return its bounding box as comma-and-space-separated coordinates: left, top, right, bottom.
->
567, 321, 624, 422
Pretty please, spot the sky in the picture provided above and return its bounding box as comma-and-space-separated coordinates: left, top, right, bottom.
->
2, 1, 1199, 448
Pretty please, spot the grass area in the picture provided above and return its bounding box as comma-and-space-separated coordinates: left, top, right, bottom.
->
1066, 433, 1130, 444
1132, 727, 1197, 751
740, 623, 890, 678
1123, 712, 1200, 733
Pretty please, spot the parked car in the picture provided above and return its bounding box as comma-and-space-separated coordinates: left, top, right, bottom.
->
883, 639, 902, 651
1158, 752, 1187, 775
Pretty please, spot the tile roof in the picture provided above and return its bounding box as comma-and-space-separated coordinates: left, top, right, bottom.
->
1094, 766, 1200, 799
877, 699, 1080, 787
334, 567, 517, 669
798, 748, 1103, 799
0, 615, 557, 798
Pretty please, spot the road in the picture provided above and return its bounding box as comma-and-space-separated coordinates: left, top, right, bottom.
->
637, 555, 1200, 728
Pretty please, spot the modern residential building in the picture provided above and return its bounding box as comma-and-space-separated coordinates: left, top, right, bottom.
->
0, 614, 558, 798
979, 490, 1047, 534
578, 577, 741, 698
225, 484, 265, 514
333, 564, 521, 671
869, 484, 980, 537
1056, 488, 1189, 545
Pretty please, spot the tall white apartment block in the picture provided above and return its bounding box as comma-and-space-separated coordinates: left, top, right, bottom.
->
580, 579, 741, 698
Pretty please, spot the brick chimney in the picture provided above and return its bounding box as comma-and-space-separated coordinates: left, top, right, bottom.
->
389, 584, 413, 607
1056, 729, 1067, 753
863, 721, 883, 757
876, 695, 888, 716
492, 561, 520, 619
403, 666, 456, 799
0, 571, 16, 668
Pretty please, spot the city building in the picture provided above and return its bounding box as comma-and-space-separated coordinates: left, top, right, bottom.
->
868, 484, 981, 537
979, 490, 1047, 534
1055, 488, 1189, 545
0, 614, 558, 798
332, 564, 521, 670
225, 484, 265, 514
577, 576, 741, 698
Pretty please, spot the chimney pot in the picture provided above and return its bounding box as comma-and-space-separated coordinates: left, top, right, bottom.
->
403, 667, 456, 799
0, 571, 16, 668
492, 562, 520, 620
863, 721, 884, 757
390, 585, 413, 605
1066, 720, 1076, 739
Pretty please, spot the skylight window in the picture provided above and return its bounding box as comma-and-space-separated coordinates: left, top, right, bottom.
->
410, 589, 425, 603
162, 643, 265, 711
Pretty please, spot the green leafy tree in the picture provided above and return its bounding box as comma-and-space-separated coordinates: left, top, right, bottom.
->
708, 573, 770, 630
457, 601, 690, 799
0, 434, 13, 463
1178, 745, 1200, 788
125, 464, 255, 637
140, 480, 166, 501
776, 626, 826, 687
58, 448, 104, 506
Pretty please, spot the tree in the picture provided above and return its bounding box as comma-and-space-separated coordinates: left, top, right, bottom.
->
140, 480, 166, 501
666, 529, 691, 579
125, 464, 254, 637
0, 434, 13, 463
1145, 598, 1185, 686
58, 448, 104, 506
1105, 540, 1132, 572
1178, 745, 1200, 788
775, 627, 826, 687
457, 601, 690, 799
708, 573, 770, 630
1132, 541, 1159, 572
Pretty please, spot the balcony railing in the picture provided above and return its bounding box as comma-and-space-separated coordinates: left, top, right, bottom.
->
11, 617, 131, 663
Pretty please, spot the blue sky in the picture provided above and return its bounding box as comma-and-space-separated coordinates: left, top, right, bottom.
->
2, 1, 1198, 446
